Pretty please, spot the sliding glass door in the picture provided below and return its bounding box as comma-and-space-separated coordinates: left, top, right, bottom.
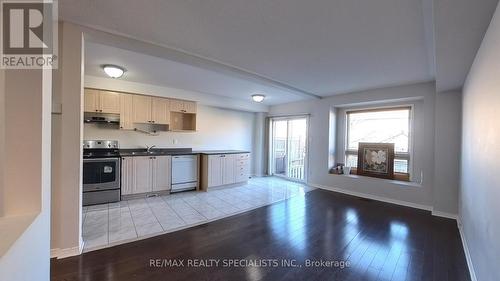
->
270, 117, 308, 182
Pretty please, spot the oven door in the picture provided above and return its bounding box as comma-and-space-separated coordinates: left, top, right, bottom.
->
83, 158, 120, 192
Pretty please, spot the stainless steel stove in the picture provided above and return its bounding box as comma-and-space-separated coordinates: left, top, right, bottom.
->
83, 140, 120, 206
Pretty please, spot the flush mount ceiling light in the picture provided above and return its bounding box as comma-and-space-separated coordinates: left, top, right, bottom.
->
252, 94, 266, 103
102, 65, 125, 78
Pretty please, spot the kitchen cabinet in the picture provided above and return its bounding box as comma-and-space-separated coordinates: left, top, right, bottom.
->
84, 87, 197, 132
222, 154, 235, 185
207, 155, 223, 187
99, 91, 121, 114
170, 99, 197, 114
170, 112, 196, 131
84, 89, 120, 114
132, 95, 152, 124
134, 156, 152, 194
120, 94, 134, 130
201, 153, 250, 190
132, 95, 171, 125
121, 157, 134, 195
152, 155, 171, 191
121, 155, 172, 197
235, 153, 251, 182
84, 89, 99, 112
151, 97, 170, 125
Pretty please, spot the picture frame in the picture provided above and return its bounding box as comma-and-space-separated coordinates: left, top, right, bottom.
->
356, 142, 395, 179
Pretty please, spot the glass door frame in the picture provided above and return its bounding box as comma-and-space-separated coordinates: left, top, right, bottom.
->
268, 115, 309, 183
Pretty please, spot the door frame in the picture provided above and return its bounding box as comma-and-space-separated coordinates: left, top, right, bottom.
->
268, 115, 309, 183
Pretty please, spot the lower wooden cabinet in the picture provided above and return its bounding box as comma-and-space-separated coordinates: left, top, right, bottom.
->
121, 157, 135, 195
121, 156, 172, 196
152, 155, 172, 191
200, 153, 250, 190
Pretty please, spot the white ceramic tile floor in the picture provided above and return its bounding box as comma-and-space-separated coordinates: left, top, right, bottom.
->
82, 176, 315, 252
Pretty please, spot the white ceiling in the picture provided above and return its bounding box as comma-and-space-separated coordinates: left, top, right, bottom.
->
434, 0, 499, 92
85, 42, 305, 105
62, 0, 499, 102
62, 0, 434, 100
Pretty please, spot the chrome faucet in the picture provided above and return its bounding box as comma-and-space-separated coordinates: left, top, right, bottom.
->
146, 145, 156, 152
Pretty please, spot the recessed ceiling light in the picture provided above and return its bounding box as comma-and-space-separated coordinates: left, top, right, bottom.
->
103, 65, 125, 78
252, 94, 265, 103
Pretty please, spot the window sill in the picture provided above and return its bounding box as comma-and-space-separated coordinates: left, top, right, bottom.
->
329, 173, 422, 188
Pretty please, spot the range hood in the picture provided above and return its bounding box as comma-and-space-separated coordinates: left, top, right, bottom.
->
84, 112, 120, 124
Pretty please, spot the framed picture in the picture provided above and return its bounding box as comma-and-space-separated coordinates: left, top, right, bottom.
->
356, 142, 395, 179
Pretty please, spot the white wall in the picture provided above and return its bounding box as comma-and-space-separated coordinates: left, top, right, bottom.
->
0, 69, 52, 280
460, 2, 500, 281
0, 69, 4, 217
270, 82, 453, 210
252, 112, 267, 176
84, 104, 256, 162
51, 22, 84, 254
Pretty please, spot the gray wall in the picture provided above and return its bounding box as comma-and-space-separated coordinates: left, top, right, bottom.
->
270, 82, 462, 214
270, 82, 441, 209
460, 2, 500, 281
433, 90, 462, 215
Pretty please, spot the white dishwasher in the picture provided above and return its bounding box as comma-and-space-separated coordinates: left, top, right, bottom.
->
171, 155, 198, 192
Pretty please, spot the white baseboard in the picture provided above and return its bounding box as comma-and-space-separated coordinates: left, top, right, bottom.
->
50, 246, 81, 259
431, 210, 458, 220
79, 236, 85, 255
310, 183, 433, 211
50, 248, 59, 258
50, 238, 84, 259
457, 218, 478, 281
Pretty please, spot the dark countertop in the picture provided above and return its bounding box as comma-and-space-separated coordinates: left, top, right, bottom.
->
119, 148, 249, 157
193, 150, 250, 155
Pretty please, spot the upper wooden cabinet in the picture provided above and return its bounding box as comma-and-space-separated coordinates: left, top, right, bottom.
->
84, 89, 99, 112
151, 97, 170, 125
132, 95, 152, 124
120, 94, 134, 130
132, 95, 171, 125
171, 99, 196, 113
84, 89, 120, 114
84, 88, 196, 132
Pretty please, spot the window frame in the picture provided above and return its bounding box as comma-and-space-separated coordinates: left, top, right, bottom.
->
343, 105, 414, 181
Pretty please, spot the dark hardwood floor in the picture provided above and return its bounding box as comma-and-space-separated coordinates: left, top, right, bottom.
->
51, 189, 471, 281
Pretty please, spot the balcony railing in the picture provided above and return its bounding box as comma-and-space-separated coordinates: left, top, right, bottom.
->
274, 155, 304, 180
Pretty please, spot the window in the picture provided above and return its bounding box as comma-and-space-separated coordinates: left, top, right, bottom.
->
345, 107, 411, 178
